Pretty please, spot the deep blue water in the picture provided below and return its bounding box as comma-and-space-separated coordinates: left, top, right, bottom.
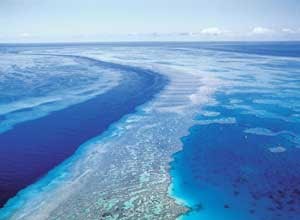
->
191, 42, 300, 58
1, 42, 300, 219
171, 43, 300, 219
0, 54, 167, 207
172, 95, 300, 219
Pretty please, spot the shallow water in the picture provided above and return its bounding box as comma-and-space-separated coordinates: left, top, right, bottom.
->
170, 43, 300, 220
0, 48, 166, 207
0, 42, 299, 220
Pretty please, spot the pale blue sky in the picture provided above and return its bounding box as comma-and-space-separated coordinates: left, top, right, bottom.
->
1, 0, 300, 42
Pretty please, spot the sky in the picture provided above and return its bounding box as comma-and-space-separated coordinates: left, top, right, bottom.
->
1, 0, 300, 42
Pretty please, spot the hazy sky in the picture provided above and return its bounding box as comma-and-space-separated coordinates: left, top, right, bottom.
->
1, 0, 300, 42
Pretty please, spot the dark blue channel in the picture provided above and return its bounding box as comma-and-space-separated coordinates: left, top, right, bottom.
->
0, 57, 167, 207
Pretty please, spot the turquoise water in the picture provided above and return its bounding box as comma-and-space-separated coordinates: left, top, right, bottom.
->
171, 43, 300, 220
0, 46, 167, 208
0, 42, 299, 219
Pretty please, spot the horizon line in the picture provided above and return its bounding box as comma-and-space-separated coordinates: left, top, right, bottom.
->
1, 40, 300, 45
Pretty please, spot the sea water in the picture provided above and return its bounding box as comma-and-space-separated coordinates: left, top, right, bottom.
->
0, 45, 166, 207
170, 42, 300, 220
0, 42, 299, 220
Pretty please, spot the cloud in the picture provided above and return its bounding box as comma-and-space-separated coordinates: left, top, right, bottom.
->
200, 27, 224, 36
127, 32, 140, 36
281, 28, 299, 34
251, 27, 273, 35
20, 32, 31, 38
177, 32, 193, 36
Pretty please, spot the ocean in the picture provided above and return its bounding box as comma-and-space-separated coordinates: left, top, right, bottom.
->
0, 42, 299, 219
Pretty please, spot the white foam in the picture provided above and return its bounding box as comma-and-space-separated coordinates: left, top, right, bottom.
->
244, 127, 276, 136
197, 117, 237, 125
268, 146, 287, 153
199, 111, 220, 117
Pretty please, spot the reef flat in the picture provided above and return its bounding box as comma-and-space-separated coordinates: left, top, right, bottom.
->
0, 42, 300, 220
